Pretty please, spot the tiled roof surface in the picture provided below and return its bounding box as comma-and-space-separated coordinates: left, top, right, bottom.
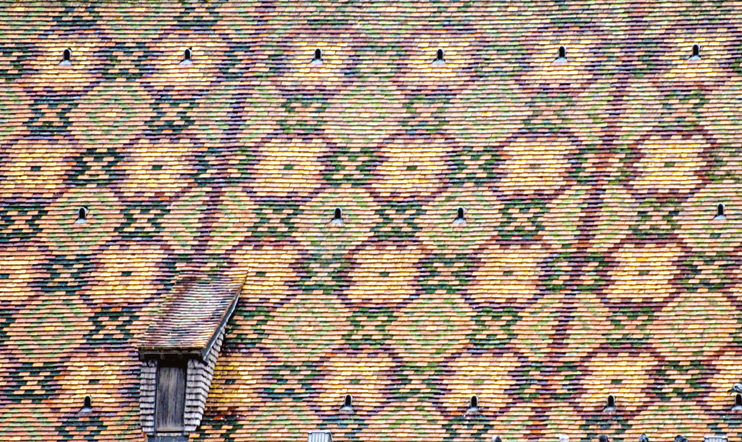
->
139, 274, 241, 354
2, 1, 742, 441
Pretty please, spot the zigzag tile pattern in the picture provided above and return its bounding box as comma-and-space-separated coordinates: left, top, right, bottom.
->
2, 1, 742, 441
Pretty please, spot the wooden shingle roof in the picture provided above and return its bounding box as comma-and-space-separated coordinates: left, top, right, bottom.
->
139, 274, 241, 360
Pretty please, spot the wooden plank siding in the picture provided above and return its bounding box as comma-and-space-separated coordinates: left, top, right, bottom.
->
155, 363, 186, 432
184, 324, 225, 432
140, 360, 157, 434
140, 324, 227, 435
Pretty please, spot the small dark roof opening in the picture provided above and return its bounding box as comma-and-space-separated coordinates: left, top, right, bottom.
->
60, 48, 72, 66
555, 46, 568, 64
690, 44, 701, 61
453, 207, 466, 226
607, 395, 615, 407
180, 48, 193, 66
76, 206, 89, 223
736, 394, 742, 406
437, 49, 444, 60
311, 48, 323, 65
715, 203, 727, 221
80, 395, 92, 413
340, 394, 354, 414
465, 394, 480, 417
330, 208, 343, 226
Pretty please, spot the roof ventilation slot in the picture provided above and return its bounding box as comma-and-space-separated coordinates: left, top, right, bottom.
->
714, 203, 726, 221
340, 394, 354, 414
453, 207, 466, 227
76, 206, 89, 224
733, 394, 742, 412
80, 395, 92, 413
61, 48, 72, 66
465, 395, 479, 416
603, 394, 616, 413
181, 48, 193, 66
433, 48, 445, 64
311, 48, 323, 65
555, 46, 567, 64
690, 44, 701, 61
308, 431, 332, 442
705, 436, 728, 442
330, 208, 343, 226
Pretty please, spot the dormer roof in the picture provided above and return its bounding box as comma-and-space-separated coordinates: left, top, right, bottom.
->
139, 275, 242, 361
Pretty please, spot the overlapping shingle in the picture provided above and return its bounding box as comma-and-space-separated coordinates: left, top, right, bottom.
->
3, 1, 742, 441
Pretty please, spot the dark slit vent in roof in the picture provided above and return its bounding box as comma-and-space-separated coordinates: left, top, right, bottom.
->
715, 203, 726, 221
690, 44, 701, 61
453, 207, 466, 226
465, 395, 479, 417
76, 206, 88, 224
61, 48, 72, 66
81, 395, 92, 413
433, 48, 445, 64
555, 46, 567, 63
734, 394, 742, 412
604, 394, 616, 413
340, 394, 354, 413
330, 208, 343, 226
311, 48, 323, 65
181, 48, 193, 65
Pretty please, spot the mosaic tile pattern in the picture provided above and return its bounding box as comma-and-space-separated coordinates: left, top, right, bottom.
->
2, 1, 742, 441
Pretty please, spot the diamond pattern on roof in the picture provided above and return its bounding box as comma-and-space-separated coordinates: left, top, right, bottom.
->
3, 2, 742, 441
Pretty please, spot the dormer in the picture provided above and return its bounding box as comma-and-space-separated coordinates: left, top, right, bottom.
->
138, 275, 242, 442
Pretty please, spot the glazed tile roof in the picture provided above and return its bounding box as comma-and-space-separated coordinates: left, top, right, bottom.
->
3, 1, 742, 441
